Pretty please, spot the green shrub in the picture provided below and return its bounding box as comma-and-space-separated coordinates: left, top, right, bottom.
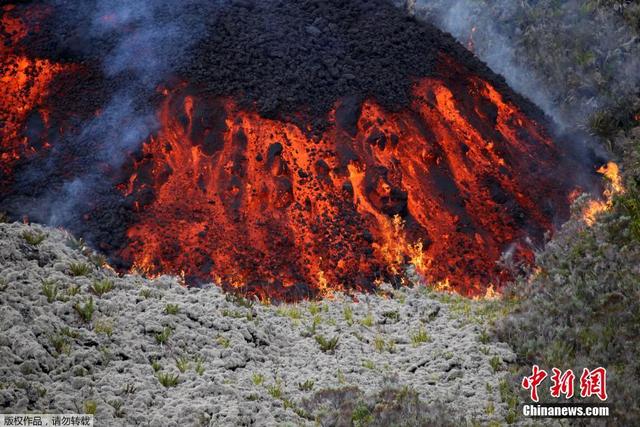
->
41, 280, 58, 303
22, 230, 46, 245
69, 262, 91, 277
315, 335, 339, 353
298, 379, 314, 391
74, 297, 95, 323
410, 327, 430, 346
83, 400, 97, 415
360, 312, 374, 327
252, 373, 265, 386
266, 380, 283, 399
157, 372, 179, 387
155, 327, 172, 345
90, 279, 113, 296
165, 303, 180, 315
175, 356, 189, 373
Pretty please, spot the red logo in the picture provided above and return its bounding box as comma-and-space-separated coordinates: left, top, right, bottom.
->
579, 367, 608, 401
521, 366, 607, 402
521, 365, 548, 402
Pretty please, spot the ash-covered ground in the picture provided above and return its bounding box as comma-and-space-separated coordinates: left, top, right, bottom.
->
0, 222, 518, 426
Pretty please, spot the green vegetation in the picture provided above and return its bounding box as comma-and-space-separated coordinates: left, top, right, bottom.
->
410, 326, 430, 346
83, 400, 97, 415
175, 356, 189, 373
22, 230, 46, 245
73, 297, 95, 323
157, 372, 179, 387
66, 284, 81, 296
155, 327, 172, 345
216, 335, 230, 348
315, 334, 339, 353
94, 319, 113, 337
90, 279, 113, 297
108, 399, 125, 418
266, 380, 283, 399
151, 359, 162, 373
359, 312, 374, 327
298, 379, 314, 391
139, 288, 152, 299
251, 373, 265, 386
68, 262, 91, 277
41, 279, 58, 303
195, 357, 205, 376
164, 303, 180, 315
343, 305, 353, 325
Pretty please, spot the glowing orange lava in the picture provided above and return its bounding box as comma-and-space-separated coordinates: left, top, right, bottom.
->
582, 162, 623, 226
0, 6, 70, 178
121, 66, 575, 299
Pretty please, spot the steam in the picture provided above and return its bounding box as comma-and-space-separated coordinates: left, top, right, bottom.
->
412, 0, 640, 130
36, 0, 210, 229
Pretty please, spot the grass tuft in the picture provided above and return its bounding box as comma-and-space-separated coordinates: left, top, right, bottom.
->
41, 279, 58, 303
90, 279, 113, 297
315, 334, 339, 353
69, 262, 91, 277
165, 303, 180, 315
157, 372, 179, 387
22, 230, 46, 245
73, 297, 95, 323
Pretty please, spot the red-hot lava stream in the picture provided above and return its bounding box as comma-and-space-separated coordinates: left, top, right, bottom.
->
0, 5, 72, 182
120, 60, 575, 300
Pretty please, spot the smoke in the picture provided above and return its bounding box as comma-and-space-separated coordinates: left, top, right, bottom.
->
31, 0, 212, 229
412, 0, 640, 131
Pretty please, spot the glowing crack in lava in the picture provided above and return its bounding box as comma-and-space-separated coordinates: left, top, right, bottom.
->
121, 63, 574, 299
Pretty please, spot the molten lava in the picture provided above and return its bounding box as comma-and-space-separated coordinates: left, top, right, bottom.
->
0, 6, 71, 182
120, 65, 574, 299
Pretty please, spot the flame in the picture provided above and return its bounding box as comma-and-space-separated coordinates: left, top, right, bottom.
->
582, 162, 623, 226
119, 62, 575, 300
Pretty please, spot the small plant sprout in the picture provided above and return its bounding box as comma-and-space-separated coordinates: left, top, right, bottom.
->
363, 359, 376, 370
151, 359, 162, 372
83, 400, 97, 415
373, 335, 385, 352
266, 379, 283, 399
410, 326, 431, 346
109, 400, 125, 418
490, 356, 502, 372
165, 303, 180, 315
155, 327, 172, 345
360, 312, 374, 327
0, 278, 7, 291
315, 334, 339, 353
123, 383, 137, 394
74, 297, 95, 323
66, 284, 81, 296
49, 333, 70, 356
41, 279, 58, 303
298, 379, 314, 391
89, 253, 107, 268
90, 279, 114, 296
69, 262, 91, 277
94, 319, 113, 337
195, 356, 205, 376
343, 305, 353, 325
308, 303, 321, 316
22, 230, 46, 245
157, 372, 179, 387
139, 288, 152, 299
175, 356, 189, 373
216, 335, 230, 348
251, 373, 265, 386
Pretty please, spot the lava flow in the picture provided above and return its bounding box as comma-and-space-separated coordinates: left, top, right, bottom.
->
120, 61, 575, 299
0, 6, 70, 182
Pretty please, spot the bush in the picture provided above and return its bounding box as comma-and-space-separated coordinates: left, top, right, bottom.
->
315, 335, 339, 353
22, 230, 46, 245
74, 297, 95, 323
90, 279, 113, 297
41, 280, 58, 303
157, 372, 179, 387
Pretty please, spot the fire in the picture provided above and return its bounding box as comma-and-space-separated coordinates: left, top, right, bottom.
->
582, 162, 623, 226
119, 62, 576, 300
